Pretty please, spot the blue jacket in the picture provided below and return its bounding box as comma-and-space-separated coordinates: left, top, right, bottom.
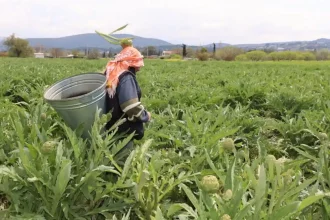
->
104, 70, 149, 140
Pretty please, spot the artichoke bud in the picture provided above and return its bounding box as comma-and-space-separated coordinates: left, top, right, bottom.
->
318, 132, 328, 142
282, 169, 294, 185
221, 214, 231, 220
201, 175, 221, 193
41, 141, 58, 155
237, 150, 245, 159
283, 173, 292, 185
221, 138, 235, 152
223, 189, 233, 201
40, 113, 47, 120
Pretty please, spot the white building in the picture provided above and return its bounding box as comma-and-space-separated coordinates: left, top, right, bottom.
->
161, 51, 174, 57
34, 53, 44, 58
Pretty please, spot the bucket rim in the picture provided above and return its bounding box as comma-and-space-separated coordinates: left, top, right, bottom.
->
43, 72, 106, 101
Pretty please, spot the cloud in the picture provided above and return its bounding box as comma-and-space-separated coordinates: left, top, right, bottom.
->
0, 0, 329, 44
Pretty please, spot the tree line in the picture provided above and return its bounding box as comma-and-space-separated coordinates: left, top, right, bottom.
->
207, 47, 330, 61
1, 34, 330, 61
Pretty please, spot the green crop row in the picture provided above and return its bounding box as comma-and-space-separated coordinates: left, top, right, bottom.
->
1, 58, 330, 219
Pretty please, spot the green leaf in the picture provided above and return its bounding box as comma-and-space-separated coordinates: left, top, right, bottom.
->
292, 146, 318, 161
228, 184, 245, 217
84, 202, 128, 215
298, 195, 325, 212
154, 206, 165, 220
52, 159, 71, 215
55, 141, 63, 167
179, 183, 201, 215
234, 203, 253, 220
254, 164, 266, 220
95, 31, 120, 45
275, 177, 317, 209
134, 170, 150, 201
268, 202, 300, 220
120, 150, 136, 181
92, 165, 121, 175
205, 149, 222, 178
109, 24, 129, 35
167, 203, 197, 218
8, 214, 46, 220
225, 157, 236, 191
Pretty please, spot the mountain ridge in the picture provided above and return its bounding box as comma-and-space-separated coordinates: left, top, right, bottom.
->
1, 34, 330, 52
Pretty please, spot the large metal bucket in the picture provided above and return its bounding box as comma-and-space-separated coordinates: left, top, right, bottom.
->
44, 72, 107, 139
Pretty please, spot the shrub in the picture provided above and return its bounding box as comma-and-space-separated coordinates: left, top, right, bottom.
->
215, 46, 244, 61
316, 49, 330, 60
87, 49, 100, 59
200, 47, 208, 53
269, 52, 280, 61
245, 50, 267, 61
302, 52, 316, 61
169, 54, 182, 59
0, 51, 8, 57
282, 51, 297, 60
3, 34, 34, 58
235, 54, 248, 61
196, 52, 209, 61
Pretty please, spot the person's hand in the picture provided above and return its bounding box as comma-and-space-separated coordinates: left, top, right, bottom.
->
147, 111, 151, 122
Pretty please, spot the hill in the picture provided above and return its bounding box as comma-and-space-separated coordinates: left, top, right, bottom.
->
26, 34, 172, 51
235, 38, 330, 51
1, 33, 330, 52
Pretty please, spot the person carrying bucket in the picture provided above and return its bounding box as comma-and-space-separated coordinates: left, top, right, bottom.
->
97, 26, 151, 160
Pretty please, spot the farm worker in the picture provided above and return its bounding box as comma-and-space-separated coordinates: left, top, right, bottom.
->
104, 38, 151, 161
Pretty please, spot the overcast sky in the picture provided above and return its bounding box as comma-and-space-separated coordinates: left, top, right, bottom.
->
0, 0, 329, 45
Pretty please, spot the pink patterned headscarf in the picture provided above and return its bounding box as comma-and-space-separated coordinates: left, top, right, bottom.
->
105, 46, 144, 97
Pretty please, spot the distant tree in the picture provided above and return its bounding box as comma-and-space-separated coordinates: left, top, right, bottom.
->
215, 46, 244, 61
263, 48, 275, 53
182, 44, 187, 58
71, 49, 80, 57
51, 48, 64, 58
316, 49, 330, 60
200, 47, 208, 53
142, 46, 157, 56
4, 34, 34, 57
87, 48, 100, 59
269, 52, 280, 61
235, 54, 248, 61
171, 48, 182, 55
0, 51, 8, 57
108, 50, 113, 58
301, 52, 316, 61
213, 43, 216, 57
34, 44, 45, 53
245, 50, 267, 61
186, 48, 195, 58
196, 47, 210, 61
102, 51, 106, 58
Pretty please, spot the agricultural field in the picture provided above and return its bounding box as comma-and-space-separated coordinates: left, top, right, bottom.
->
1, 58, 330, 220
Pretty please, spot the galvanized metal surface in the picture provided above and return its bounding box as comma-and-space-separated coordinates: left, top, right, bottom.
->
44, 73, 107, 138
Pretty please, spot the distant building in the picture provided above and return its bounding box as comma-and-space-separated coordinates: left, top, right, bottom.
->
161, 50, 174, 57
59, 54, 74, 59
34, 52, 44, 58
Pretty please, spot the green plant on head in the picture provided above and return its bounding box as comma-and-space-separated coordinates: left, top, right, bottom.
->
95, 24, 134, 48
120, 38, 133, 48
